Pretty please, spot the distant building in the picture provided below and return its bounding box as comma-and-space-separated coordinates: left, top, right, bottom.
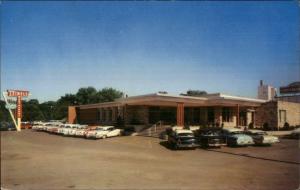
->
276, 81, 300, 103
257, 80, 277, 101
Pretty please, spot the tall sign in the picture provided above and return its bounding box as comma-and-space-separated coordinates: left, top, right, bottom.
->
2, 90, 30, 131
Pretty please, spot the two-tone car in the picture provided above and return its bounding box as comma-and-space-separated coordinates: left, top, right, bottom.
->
290, 128, 300, 139
86, 126, 121, 139
59, 124, 76, 136
197, 128, 225, 148
245, 129, 279, 145
68, 124, 82, 136
75, 125, 89, 137
167, 129, 199, 150
222, 128, 254, 147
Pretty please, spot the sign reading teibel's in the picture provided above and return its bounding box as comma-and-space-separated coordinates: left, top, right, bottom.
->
2, 90, 30, 131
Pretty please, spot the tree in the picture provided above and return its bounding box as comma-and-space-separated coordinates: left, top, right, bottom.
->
96, 87, 124, 102
22, 99, 45, 121
54, 94, 78, 120
0, 100, 11, 122
76, 87, 97, 104
39, 101, 56, 121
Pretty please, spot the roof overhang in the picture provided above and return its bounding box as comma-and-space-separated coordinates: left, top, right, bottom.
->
75, 93, 266, 109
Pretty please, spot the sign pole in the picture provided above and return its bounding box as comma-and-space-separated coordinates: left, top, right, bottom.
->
2, 92, 19, 131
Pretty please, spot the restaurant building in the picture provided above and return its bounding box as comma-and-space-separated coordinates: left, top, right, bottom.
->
68, 92, 266, 128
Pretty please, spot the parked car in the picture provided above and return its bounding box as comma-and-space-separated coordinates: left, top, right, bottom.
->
60, 124, 77, 136
75, 125, 88, 137
167, 129, 199, 150
290, 128, 300, 139
0, 122, 16, 131
222, 128, 254, 147
21, 122, 32, 129
32, 122, 44, 130
86, 126, 121, 139
85, 126, 104, 139
196, 128, 225, 148
245, 129, 279, 145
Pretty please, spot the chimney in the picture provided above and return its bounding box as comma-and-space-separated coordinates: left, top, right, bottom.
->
260, 80, 263, 86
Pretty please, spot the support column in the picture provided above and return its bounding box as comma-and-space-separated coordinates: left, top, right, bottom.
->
253, 111, 256, 128
177, 103, 184, 126
112, 107, 116, 122
236, 104, 240, 127
68, 106, 77, 124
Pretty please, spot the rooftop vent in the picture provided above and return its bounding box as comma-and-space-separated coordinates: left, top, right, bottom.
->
158, 91, 168, 94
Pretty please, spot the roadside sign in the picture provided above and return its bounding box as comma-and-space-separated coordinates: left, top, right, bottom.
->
5, 104, 16, 109
2, 90, 30, 131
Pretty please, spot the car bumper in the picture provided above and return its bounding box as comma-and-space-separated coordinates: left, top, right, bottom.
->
177, 143, 200, 148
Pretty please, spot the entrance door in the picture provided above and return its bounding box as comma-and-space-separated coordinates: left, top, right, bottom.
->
207, 108, 214, 125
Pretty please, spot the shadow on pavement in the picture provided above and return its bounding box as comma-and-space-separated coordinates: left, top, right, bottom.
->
205, 149, 300, 165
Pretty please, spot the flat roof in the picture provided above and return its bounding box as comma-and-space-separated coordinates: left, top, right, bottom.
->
77, 92, 266, 109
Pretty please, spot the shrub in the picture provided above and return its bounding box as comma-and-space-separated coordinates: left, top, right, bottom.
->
248, 122, 254, 129
263, 123, 270, 131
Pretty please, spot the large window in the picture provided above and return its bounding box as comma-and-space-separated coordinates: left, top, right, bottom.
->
222, 107, 233, 122
279, 110, 286, 123
149, 107, 176, 124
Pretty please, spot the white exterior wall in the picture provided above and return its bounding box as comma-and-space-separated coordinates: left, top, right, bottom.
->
258, 85, 276, 101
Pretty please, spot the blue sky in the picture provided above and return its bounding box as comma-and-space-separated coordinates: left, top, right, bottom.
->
1, 1, 299, 102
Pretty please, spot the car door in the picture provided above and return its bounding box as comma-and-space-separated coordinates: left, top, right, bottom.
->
107, 128, 117, 137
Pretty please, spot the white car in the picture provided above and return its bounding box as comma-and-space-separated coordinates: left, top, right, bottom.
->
290, 128, 300, 139
68, 124, 82, 136
86, 126, 121, 139
75, 125, 88, 137
60, 124, 76, 136
245, 130, 279, 145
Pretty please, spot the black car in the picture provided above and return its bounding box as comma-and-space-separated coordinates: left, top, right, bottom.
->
196, 128, 225, 148
0, 122, 16, 131
167, 129, 199, 150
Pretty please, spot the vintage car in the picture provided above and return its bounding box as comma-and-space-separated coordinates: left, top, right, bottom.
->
59, 124, 77, 136
75, 125, 89, 137
196, 128, 225, 148
290, 128, 300, 139
21, 122, 32, 129
222, 128, 254, 147
68, 124, 82, 136
42, 123, 53, 131
0, 122, 16, 131
32, 122, 43, 130
245, 129, 279, 145
167, 129, 199, 150
86, 126, 121, 139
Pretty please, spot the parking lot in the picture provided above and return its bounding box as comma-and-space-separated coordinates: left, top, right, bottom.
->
1, 130, 299, 190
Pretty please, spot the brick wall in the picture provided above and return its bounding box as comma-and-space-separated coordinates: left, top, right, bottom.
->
255, 101, 278, 129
